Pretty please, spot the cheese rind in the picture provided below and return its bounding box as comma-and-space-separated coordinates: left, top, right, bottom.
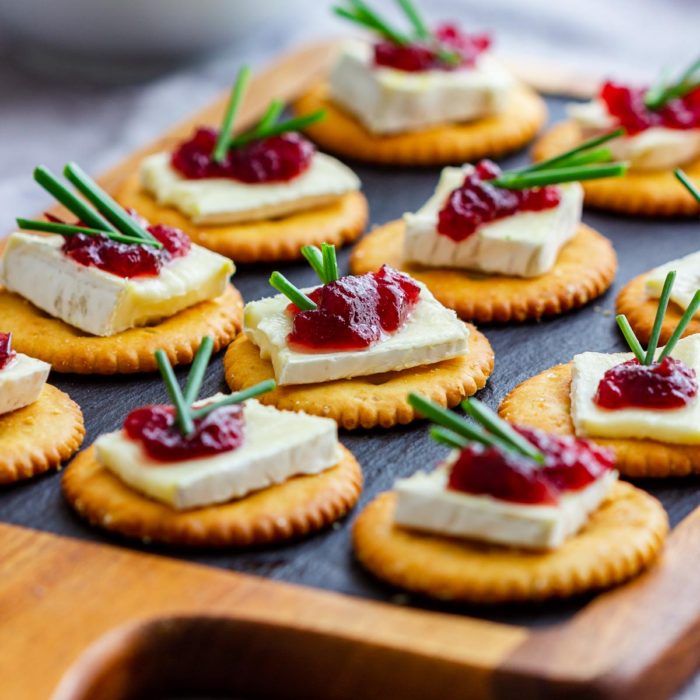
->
645, 250, 700, 315
243, 283, 470, 385
95, 398, 341, 510
0, 352, 50, 415
141, 151, 361, 225
0, 233, 234, 337
567, 99, 700, 171
329, 40, 514, 135
571, 335, 700, 444
403, 166, 582, 276
394, 464, 618, 549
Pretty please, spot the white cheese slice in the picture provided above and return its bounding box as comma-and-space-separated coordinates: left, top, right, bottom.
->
243, 282, 469, 385
403, 166, 582, 276
0, 232, 234, 337
329, 39, 514, 135
0, 352, 50, 415
571, 335, 700, 444
567, 99, 700, 171
645, 250, 700, 315
141, 151, 361, 225
394, 463, 618, 550
95, 398, 341, 510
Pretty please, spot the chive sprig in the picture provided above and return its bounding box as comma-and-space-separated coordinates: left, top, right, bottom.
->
154, 337, 276, 436
675, 168, 700, 204
644, 57, 700, 111
408, 393, 545, 464
616, 270, 700, 364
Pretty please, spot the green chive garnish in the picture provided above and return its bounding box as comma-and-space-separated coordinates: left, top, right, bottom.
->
190, 379, 277, 421
644, 57, 700, 110
658, 289, 700, 361
334, 0, 411, 45
321, 243, 339, 283
397, 0, 430, 39
33, 166, 114, 233
155, 349, 194, 436
301, 245, 328, 283
63, 162, 156, 243
254, 98, 285, 134
269, 271, 317, 310
645, 270, 676, 364
228, 110, 326, 148
183, 336, 214, 407
430, 425, 469, 449
615, 314, 646, 363
492, 163, 628, 190
675, 168, 700, 203
212, 65, 252, 163
15, 218, 163, 248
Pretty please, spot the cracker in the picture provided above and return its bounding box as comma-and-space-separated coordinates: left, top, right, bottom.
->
1, 384, 84, 484
350, 222, 617, 322
352, 484, 667, 603
0, 285, 242, 375
500, 362, 700, 477
62, 445, 363, 547
223, 327, 494, 430
616, 272, 700, 346
533, 121, 700, 217
117, 172, 368, 262
292, 83, 547, 166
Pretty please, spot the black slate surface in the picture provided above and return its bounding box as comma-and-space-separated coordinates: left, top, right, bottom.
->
2, 97, 700, 630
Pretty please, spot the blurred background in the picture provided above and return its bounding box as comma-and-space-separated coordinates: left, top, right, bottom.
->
0, 0, 694, 231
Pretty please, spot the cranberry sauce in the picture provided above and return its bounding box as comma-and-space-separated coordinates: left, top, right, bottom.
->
447, 426, 614, 505
61, 219, 191, 279
594, 357, 698, 410
287, 265, 421, 352
437, 160, 561, 241
0, 332, 16, 370
600, 81, 700, 135
171, 128, 314, 183
374, 23, 490, 72
124, 403, 245, 462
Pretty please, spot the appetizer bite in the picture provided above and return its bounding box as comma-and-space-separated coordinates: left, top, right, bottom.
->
0, 163, 241, 374
351, 133, 627, 322
501, 271, 700, 477
0, 332, 84, 484
293, 0, 546, 165
618, 171, 700, 343
353, 394, 667, 603
533, 56, 700, 215
224, 243, 494, 429
118, 66, 367, 262
63, 337, 362, 547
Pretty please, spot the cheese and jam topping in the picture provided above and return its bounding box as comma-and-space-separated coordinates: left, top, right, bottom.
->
244, 244, 468, 385
393, 394, 617, 550
0, 333, 51, 416
646, 250, 700, 314
94, 339, 340, 510
141, 65, 360, 225
3, 164, 234, 337
567, 60, 700, 171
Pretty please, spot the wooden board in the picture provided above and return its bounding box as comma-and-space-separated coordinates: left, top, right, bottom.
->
2, 41, 700, 700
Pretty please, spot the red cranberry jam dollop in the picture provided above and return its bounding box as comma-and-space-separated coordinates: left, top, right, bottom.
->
287, 265, 421, 352
437, 160, 561, 241
447, 426, 614, 505
171, 127, 314, 183
600, 81, 700, 135
61, 218, 191, 279
124, 403, 245, 462
374, 23, 490, 72
0, 332, 16, 370
594, 357, 698, 410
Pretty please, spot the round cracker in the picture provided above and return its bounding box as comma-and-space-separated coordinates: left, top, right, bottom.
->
533, 121, 700, 217
350, 222, 617, 322
62, 445, 362, 548
500, 362, 700, 477
0, 284, 243, 375
616, 272, 700, 346
292, 83, 547, 166
223, 327, 494, 430
352, 484, 667, 604
117, 171, 368, 262
1, 384, 85, 484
